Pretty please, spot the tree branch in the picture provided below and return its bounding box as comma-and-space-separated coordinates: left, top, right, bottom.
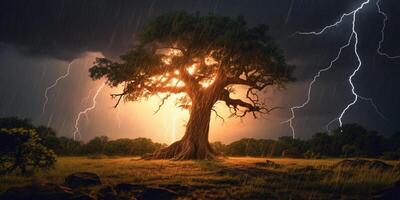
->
111, 92, 127, 108
224, 77, 274, 90
145, 85, 186, 94
212, 108, 225, 124
219, 89, 279, 118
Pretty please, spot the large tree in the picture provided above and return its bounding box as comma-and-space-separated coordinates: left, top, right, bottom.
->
89, 12, 294, 160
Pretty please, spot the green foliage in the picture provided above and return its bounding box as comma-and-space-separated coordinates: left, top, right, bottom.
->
0, 117, 35, 130
103, 137, 166, 156
89, 11, 294, 118
83, 136, 109, 154
342, 144, 358, 157
303, 150, 321, 159
53, 136, 166, 156
1, 117, 399, 160
56, 136, 82, 155
0, 117, 60, 152
212, 124, 400, 159
308, 132, 334, 156
380, 150, 400, 160
0, 128, 56, 175
225, 138, 277, 157
211, 142, 227, 155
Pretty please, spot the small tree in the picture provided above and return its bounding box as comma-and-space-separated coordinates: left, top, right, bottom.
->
90, 12, 294, 160
0, 128, 56, 175
342, 144, 358, 157
0, 117, 61, 152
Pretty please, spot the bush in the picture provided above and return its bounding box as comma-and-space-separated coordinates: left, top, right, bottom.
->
303, 150, 321, 159
0, 128, 56, 175
211, 142, 227, 155
342, 144, 359, 157
281, 148, 303, 158
380, 151, 400, 160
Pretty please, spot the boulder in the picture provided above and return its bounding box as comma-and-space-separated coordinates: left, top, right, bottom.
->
159, 184, 192, 195
369, 160, 393, 170
97, 185, 118, 200
393, 162, 400, 172
0, 183, 94, 200
115, 183, 146, 193
136, 186, 177, 200
65, 172, 101, 188
371, 180, 400, 200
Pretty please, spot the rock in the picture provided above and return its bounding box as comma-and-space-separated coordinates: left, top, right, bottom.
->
115, 183, 146, 200
137, 186, 177, 200
97, 185, 118, 200
371, 180, 400, 200
393, 162, 400, 172
369, 160, 393, 170
115, 183, 145, 193
0, 183, 94, 200
159, 184, 191, 195
333, 159, 393, 170
65, 172, 101, 188
69, 194, 95, 200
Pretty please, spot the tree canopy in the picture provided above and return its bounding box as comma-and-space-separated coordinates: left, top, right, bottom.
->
90, 11, 294, 118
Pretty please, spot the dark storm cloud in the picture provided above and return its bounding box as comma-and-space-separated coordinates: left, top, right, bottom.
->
0, 0, 383, 60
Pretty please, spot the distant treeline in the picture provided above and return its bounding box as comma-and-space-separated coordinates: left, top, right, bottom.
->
213, 125, 400, 160
1, 117, 400, 159
0, 117, 166, 156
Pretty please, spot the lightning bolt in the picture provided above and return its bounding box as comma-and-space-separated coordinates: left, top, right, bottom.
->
42, 60, 75, 114
80, 87, 95, 107
73, 83, 106, 140
283, 0, 390, 137
281, 33, 354, 138
376, 0, 400, 59
334, 1, 369, 128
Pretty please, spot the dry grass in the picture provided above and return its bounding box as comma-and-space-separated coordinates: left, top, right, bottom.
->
0, 156, 399, 199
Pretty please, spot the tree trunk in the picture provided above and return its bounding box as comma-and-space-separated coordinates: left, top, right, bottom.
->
144, 94, 216, 160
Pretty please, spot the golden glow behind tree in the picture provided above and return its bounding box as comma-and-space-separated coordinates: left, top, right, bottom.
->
89, 12, 294, 160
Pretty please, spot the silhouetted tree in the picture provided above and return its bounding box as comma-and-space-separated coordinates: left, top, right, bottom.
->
56, 136, 82, 155
308, 132, 334, 156
387, 132, 400, 151
211, 142, 227, 155
36, 125, 60, 151
342, 144, 358, 157
0, 117, 60, 151
84, 136, 109, 154
0, 117, 35, 130
0, 128, 56, 175
89, 11, 294, 160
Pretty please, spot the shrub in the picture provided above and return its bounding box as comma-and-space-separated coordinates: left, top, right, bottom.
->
380, 151, 400, 160
0, 128, 56, 175
303, 150, 321, 159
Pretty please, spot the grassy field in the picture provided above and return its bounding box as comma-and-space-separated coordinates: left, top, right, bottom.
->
0, 157, 399, 199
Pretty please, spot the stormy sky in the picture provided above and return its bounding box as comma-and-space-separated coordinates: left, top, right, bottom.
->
0, 0, 399, 143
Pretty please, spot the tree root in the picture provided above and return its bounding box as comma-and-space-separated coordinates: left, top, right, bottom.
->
142, 140, 216, 160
